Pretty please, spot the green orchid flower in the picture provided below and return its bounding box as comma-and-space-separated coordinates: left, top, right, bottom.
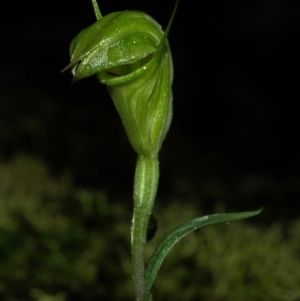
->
63, 8, 173, 158
63, 2, 261, 301
63, 3, 176, 299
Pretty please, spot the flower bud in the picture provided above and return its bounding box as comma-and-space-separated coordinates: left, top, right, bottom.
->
63, 10, 173, 158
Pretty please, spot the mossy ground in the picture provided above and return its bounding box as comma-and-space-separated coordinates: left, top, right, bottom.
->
0, 154, 300, 301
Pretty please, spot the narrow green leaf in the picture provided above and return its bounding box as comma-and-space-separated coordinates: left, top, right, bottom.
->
144, 208, 263, 301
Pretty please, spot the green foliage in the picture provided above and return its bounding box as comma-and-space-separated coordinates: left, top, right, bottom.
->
144, 209, 262, 301
149, 203, 300, 301
0, 154, 299, 301
0, 154, 132, 301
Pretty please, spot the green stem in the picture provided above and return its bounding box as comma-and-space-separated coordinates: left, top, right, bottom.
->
91, 0, 102, 20
131, 156, 159, 301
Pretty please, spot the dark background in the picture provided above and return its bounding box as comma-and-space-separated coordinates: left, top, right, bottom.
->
1, 0, 300, 220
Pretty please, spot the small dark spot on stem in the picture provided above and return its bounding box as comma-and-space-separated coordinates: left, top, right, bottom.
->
147, 213, 158, 242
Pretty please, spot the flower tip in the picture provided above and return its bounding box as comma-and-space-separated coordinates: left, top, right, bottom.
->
61, 63, 79, 83
61, 63, 73, 73
71, 75, 80, 84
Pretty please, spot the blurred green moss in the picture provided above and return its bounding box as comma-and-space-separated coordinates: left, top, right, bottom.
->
0, 154, 299, 301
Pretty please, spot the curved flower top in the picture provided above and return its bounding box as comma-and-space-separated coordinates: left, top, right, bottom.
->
63, 11, 163, 82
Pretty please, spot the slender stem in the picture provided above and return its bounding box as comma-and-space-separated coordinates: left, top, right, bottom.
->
131, 156, 159, 301
91, 0, 102, 20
